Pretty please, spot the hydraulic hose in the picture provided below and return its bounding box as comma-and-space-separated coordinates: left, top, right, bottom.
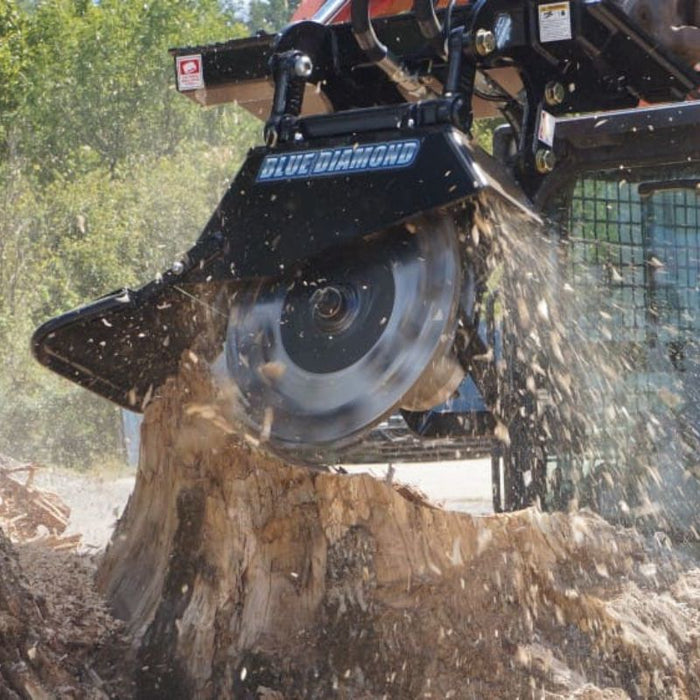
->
350, 0, 430, 98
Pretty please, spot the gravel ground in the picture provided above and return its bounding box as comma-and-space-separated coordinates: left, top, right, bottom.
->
344, 458, 494, 515
33, 468, 135, 550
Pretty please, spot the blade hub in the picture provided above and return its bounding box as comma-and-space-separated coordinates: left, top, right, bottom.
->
310, 285, 358, 332
280, 262, 395, 374
221, 215, 462, 456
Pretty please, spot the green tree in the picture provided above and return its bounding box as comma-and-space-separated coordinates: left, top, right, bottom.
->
0, 0, 261, 468
0, 0, 29, 150
246, 0, 299, 34
17, 0, 248, 177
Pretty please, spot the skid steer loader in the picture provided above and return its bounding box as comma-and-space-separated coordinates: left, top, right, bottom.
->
33, 0, 700, 513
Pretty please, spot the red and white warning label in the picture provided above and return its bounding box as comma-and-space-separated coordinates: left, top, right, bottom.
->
176, 55, 204, 91
538, 2, 572, 43
538, 110, 556, 147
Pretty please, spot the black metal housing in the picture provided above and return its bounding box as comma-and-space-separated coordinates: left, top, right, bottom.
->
31, 0, 700, 465
198, 127, 497, 280
32, 125, 512, 410
171, 0, 698, 118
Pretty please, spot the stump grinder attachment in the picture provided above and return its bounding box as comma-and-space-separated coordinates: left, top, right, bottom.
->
33, 0, 699, 465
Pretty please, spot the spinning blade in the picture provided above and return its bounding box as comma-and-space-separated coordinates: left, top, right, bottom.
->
220, 214, 463, 456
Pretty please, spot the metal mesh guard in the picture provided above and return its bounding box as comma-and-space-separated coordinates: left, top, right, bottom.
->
559, 168, 699, 428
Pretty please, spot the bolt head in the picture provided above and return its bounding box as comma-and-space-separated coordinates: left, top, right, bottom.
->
475, 29, 496, 56
535, 149, 556, 174
294, 55, 313, 78
545, 82, 566, 107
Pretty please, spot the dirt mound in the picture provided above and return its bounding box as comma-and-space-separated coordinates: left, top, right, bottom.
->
92, 357, 700, 699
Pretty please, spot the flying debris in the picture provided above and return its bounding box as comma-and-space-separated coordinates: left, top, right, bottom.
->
32, 0, 700, 517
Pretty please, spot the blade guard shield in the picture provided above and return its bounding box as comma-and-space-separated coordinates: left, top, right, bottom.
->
32, 126, 519, 411
201, 127, 517, 280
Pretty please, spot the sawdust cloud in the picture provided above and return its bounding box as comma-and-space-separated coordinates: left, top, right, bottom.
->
475, 189, 700, 537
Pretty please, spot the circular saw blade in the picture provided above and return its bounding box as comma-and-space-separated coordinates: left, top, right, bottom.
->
220, 214, 462, 456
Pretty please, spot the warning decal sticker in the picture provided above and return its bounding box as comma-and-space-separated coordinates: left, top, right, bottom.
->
538, 110, 556, 147
176, 55, 204, 91
538, 2, 572, 43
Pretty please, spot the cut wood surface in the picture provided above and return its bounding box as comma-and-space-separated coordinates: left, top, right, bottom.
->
97, 355, 700, 699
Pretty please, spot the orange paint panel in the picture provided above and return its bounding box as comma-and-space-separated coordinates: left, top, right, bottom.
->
292, 0, 471, 23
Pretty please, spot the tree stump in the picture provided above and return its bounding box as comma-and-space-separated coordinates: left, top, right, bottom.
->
97, 354, 700, 699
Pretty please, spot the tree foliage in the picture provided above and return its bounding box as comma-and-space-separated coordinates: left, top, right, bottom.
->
16, 0, 248, 176
0, 0, 259, 468
0, 0, 29, 150
246, 0, 299, 34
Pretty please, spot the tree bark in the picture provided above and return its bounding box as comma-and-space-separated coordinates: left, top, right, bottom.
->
97, 354, 700, 699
